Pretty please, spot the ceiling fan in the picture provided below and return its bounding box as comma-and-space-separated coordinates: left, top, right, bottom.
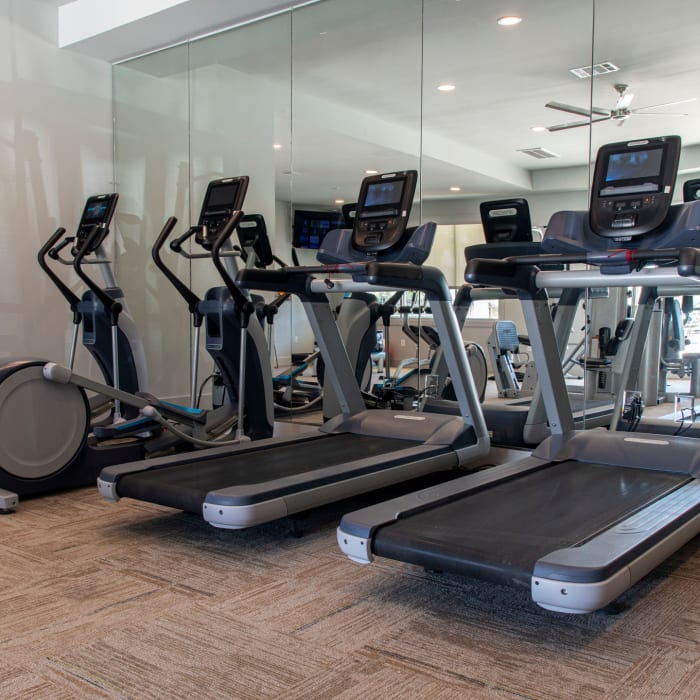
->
545, 83, 695, 132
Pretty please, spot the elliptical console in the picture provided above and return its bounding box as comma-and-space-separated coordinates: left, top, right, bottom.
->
72, 193, 119, 254
194, 177, 249, 249
590, 135, 680, 239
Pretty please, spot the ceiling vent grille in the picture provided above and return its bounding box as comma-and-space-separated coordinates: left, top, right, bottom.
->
569, 62, 619, 79
517, 147, 560, 159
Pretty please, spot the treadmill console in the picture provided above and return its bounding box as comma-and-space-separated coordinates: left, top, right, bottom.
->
590, 135, 680, 239
480, 198, 532, 243
74, 193, 119, 253
236, 214, 274, 267
196, 176, 249, 249
683, 178, 700, 203
352, 170, 417, 252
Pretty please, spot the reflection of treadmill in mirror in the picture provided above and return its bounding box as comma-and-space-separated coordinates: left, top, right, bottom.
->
459, 199, 613, 446
235, 214, 275, 268
338, 135, 700, 615
683, 177, 700, 203
98, 169, 490, 529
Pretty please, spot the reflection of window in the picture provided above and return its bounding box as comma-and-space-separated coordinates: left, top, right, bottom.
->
466, 299, 499, 320
684, 299, 700, 349
372, 289, 499, 320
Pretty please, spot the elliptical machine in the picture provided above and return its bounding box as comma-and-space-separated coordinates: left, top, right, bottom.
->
0, 195, 149, 509
39, 193, 148, 420
0, 177, 273, 510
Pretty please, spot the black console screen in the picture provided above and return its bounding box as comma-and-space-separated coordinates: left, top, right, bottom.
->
361, 180, 405, 213
206, 181, 242, 210
82, 199, 112, 224
601, 147, 664, 195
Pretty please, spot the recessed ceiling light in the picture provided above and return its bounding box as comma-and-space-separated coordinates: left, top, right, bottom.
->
335, 199, 345, 204
272, 143, 282, 149
449, 186, 461, 192
437, 83, 456, 92
497, 16, 522, 26
530, 126, 547, 132
365, 169, 378, 175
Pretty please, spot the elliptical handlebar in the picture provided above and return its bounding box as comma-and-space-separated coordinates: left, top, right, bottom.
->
152, 216, 203, 323
169, 225, 200, 253
48, 236, 73, 261
72, 224, 122, 326
211, 210, 253, 316
38, 227, 82, 311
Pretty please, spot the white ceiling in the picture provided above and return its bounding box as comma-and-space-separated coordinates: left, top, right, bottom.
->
52, 0, 700, 207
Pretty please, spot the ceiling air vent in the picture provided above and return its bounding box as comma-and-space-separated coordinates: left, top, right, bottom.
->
517, 147, 560, 159
569, 62, 619, 79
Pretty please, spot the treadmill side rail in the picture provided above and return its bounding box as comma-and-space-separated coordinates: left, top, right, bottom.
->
532, 480, 700, 613
203, 444, 462, 529
534, 429, 700, 477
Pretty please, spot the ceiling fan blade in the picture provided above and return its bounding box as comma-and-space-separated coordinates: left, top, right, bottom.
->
632, 97, 697, 112
632, 111, 690, 117
546, 101, 610, 118
546, 101, 592, 118
546, 115, 611, 132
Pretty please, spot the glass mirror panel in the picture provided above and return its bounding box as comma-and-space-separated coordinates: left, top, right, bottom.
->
421, 0, 595, 412
590, 0, 700, 425
289, 0, 424, 363
113, 44, 190, 401
189, 14, 292, 393
422, 0, 595, 281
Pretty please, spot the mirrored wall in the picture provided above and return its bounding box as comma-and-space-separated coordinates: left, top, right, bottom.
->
112, 0, 700, 403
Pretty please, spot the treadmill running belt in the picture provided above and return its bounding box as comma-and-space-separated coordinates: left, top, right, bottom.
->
372, 461, 687, 586
117, 433, 422, 513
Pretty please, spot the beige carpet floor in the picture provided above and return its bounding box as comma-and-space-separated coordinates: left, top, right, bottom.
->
1, 483, 699, 699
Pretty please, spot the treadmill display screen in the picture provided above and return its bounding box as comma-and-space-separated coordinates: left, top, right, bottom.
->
589, 135, 681, 239
600, 147, 663, 196
360, 180, 405, 216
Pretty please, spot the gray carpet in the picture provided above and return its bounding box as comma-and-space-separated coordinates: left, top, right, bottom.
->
1, 485, 698, 699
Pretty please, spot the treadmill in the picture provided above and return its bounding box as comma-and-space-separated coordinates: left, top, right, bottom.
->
98, 170, 490, 529
424, 199, 613, 446
470, 198, 614, 446
338, 135, 700, 614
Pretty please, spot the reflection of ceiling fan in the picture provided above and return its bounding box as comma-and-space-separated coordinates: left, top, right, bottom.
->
545, 83, 696, 132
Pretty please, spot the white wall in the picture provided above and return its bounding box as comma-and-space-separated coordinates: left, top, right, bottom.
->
0, 1, 113, 376
422, 190, 590, 229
